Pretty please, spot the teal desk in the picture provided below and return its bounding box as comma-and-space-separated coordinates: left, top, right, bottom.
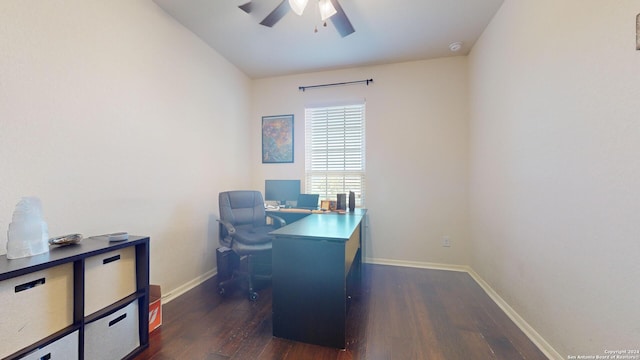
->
270, 209, 366, 349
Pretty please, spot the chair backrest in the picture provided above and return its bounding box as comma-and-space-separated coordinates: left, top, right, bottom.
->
219, 191, 266, 228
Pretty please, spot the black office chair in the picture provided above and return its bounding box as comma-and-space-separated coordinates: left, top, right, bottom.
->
217, 190, 285, 301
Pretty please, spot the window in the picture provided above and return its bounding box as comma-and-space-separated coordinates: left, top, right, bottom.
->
305, 104, 366, 206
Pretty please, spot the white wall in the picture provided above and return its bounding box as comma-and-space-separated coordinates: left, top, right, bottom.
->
251, 58, 470, 266
10, 1, 637, 356
0, 0, 252, 293
469, 0, 640, 357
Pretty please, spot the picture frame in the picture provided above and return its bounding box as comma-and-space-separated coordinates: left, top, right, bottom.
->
262, 114, 294, 163
637, 13, 640, 50
321, 200, 337, 211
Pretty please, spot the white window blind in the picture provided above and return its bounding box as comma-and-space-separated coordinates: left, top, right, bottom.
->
305, 104, 366, 206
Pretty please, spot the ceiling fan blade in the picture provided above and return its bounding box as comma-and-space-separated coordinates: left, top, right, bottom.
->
329, 0, 355, 37
260, 0, 290, 27
238, 2, 253, 13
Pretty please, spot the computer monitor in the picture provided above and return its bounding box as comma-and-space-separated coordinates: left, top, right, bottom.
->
296, 194, 319, 210
265, 180, 301, 206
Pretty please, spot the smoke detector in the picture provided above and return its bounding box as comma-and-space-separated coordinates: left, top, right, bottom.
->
449, 41, 463, 52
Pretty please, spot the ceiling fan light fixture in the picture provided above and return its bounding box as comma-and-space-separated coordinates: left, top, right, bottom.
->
289, 0, 308, 16
318, 0, 337, 21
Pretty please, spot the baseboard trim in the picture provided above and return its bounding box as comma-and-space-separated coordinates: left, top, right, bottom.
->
161, 269, 217, 304
364, 257, 562, 360
364, 257, 470, 272
465, 268, 563, 360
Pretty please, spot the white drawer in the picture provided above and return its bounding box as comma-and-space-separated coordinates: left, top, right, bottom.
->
0, 263, 74, 359
84, 247, 136, 316
18, 330, 79, 360
84, 300, 140, 360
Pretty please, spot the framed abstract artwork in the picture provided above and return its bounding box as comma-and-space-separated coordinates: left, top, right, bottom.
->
262, 114, 294, 163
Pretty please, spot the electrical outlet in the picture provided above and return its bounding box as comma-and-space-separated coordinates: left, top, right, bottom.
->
442, 236, 451, 247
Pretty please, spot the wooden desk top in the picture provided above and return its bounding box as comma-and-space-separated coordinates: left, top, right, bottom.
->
270, 209, 366, 241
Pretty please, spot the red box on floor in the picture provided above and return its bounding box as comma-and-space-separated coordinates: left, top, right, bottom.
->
149, 284, 162, 333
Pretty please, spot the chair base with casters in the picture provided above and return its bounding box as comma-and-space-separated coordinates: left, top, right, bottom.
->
217, 247, 271, 301
217, 190, 285, 301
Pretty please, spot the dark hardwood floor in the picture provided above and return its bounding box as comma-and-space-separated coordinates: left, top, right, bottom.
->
134, 264, 548, 360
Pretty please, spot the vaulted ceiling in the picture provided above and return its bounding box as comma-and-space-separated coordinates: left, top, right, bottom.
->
153, 0, 504, 78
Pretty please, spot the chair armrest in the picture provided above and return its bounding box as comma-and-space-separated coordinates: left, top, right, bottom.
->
217, 219, 236, 235
267, 214, 286, 228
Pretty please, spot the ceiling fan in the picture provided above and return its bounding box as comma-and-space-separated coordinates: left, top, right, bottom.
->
238, 0, 355, 37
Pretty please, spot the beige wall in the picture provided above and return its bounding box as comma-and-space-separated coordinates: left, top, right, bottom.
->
5, 0, 638, 357
251, 58, 471, 266
0, 0, 252, 293
469, 0, 640, 357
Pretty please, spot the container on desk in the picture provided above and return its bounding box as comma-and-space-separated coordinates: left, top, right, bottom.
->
336, 194, 346, 210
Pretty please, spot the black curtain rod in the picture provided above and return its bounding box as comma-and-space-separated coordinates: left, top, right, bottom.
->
298, 78, 373, 92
